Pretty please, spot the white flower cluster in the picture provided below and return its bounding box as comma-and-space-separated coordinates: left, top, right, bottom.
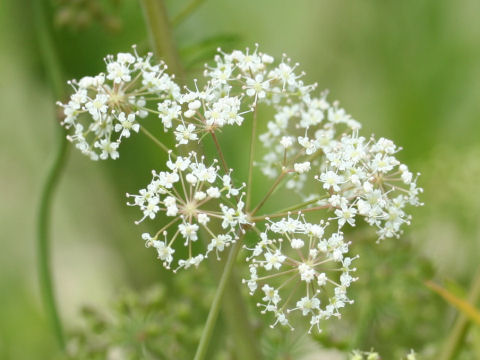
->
58, 47, 180, 160
243, 215, 357, 332
153, 44, 317, 148
127, 151, 247, 271
257, 86, 422, 240
259, 93, 360, 183
319, 134, 423, 240
60, 45, 423, 334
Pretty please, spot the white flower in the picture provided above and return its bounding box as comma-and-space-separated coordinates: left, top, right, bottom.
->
174, 123, 198, 145
207, 234, 233, 259
334, 205, 358, 228
280, 136, 294, 148
95, 139, 119, 160
245, 74, 270, 100
295, 296, 321, 316
244, 215, 357, 332
264, 250, 286, 270
179, 222, 199, 242
127, 151, 245, 271
298, 263, 315, 282
153, 240, 175, 268
319, 171, 344, 192
291, 238, 304, 249
115, 112, 139, 139
298, 136, 318, 155
294, 161, 311, 174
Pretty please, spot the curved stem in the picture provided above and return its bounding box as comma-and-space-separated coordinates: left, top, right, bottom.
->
32, 0, 68, 350
37, 131, 69, 351
194, 239, 243, 360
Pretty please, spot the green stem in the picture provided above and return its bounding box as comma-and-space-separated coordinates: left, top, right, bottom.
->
194, 239, 243, 360
206, 250, 262, 360
251, 170, 287, 216
140, 126, 171, 154
210, 131, 229, 173
138, 3, 261, 357
172, 0, 206, 26
246, 105, 258, 211
32, 0, 68, 350
37, 129, 69, 351
275, 196, 326, 214
252, 204, 330, 222
139, 0, 185, 81
440, 268, 480, 360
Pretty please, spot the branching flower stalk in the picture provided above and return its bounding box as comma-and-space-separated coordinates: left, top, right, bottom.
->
58, 44, 423, 358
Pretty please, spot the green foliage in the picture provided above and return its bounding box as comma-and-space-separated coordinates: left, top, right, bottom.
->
67, 271, 214, 359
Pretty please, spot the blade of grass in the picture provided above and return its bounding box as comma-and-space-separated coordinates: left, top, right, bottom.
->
426, 270, 480, 360
426, 280, 480, 325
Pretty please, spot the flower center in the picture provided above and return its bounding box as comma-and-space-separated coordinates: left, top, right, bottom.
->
182, 201, 198, 217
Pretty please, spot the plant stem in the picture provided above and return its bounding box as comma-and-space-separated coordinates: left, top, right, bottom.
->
194, 239, 243, 360
139, 0, 185, 81
276, 196, 326, 214
32, 0, 68, 350
252, 204, 331, 222
251, 171, 287, 216
210, 131, 229, 172
138, 3, 261, 358
206, 248, 262, 360
439, 268, 480, 360
140, 126, 171, 155
246, 105, 258, 211
172, 0, 206, 26
37, 129, 69, 352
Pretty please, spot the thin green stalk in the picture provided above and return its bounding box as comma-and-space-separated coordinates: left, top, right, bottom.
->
138, 3, 261, 357
439, 268, 480, 360
246, 105, 258, 211
194, 239, 243, 360
251, 170, 287, 216
140, 126, 171, 154
206, 250, 262, 360
252, 204, 330, 222
275, 196, 326, 214
37, 129, 69, 351
32, 0, 68, 350
210, 131, 229, 173
139, 0, 185, 81
172, 0, 206, 26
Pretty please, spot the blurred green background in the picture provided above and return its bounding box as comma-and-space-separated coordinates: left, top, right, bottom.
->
1, 0, 480, 359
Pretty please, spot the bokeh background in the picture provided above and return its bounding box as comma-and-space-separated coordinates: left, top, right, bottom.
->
1, 0, 480, 359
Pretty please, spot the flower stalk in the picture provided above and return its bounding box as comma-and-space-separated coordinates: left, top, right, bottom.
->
33, 0, 68, 350
194, 239, 243, 360
246, 105, 258, 211
139, 0, 184, 81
